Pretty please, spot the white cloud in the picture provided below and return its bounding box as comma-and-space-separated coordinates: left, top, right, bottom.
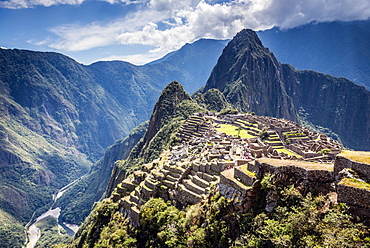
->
32, 0, 370, 61
0, 0, 85, 8
99, 51, 168, 65
0, 0, 140, 8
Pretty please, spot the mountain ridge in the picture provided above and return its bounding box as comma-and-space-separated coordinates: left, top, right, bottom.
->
258, 20, 370, 90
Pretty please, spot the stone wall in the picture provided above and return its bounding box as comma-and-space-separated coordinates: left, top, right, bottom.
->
337, 182, 370, 210
334, 156, 370, 180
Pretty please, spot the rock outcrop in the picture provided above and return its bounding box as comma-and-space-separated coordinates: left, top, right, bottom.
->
204, 29, 298, 122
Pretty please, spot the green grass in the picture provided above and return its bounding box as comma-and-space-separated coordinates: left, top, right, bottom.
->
339, 151, 370, 164
216, 124, 256, 139
339, 178, 370, 191
275, 148, 302, 158
265, 140, 282, 144
239, 165, 257, 178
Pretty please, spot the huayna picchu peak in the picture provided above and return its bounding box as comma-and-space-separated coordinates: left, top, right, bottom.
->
203, 29, 298, 123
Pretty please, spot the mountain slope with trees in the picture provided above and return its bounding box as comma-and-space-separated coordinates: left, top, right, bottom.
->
0, 39, 225, 247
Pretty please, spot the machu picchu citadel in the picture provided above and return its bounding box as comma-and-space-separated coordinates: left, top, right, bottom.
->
111, 112, 370, 227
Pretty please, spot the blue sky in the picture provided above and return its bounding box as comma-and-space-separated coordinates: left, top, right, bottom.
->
1, 0, 370, 65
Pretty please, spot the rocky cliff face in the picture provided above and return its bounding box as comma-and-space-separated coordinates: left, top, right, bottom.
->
282, 65, 370, 151
204, 29, 298, 122
203, 29, 370, 151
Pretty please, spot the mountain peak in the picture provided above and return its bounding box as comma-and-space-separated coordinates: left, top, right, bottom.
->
143, 81, 191, 143
204, 29, 297, 122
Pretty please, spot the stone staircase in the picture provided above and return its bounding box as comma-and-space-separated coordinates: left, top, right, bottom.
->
264, 130, 284, 149
178, 115, 210, 141
176, 166, 219, 204
234, 118, 261, 137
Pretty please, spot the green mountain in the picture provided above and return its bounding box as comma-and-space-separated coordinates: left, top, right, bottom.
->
105, 81, 204, 197
0, 38, 225, 247
202, 29, 370, 151
55, 121, 148, 225
258, 20, 370, 90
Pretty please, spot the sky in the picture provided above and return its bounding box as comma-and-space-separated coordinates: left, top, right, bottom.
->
1, 0, 370, 65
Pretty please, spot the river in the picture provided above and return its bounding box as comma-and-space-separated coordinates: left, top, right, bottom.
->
25, 176, 84, 248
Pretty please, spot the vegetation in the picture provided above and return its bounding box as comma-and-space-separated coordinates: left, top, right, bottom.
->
339, 178, 370, 191
0, 209, 25, 248
193, 88, 231, 112
339, 150, 370, 164
56, 121, 148, 225
318, 148, 332, 154
35, 216, 71, 248
218, 108, 238, 116
64, 178, 370, 248
216, 124, 255, 139
0, 42, 223, 247
259, 128, 269, 140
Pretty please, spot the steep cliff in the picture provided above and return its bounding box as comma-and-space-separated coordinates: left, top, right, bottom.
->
203, 29, 370, 151
203, 29, 298, 122
282, 65, 370, 151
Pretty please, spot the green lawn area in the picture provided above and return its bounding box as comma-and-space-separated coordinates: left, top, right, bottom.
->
339, 150, 370, 164
216, 124, 256, 139
275, 148, 302, 158
339, 177, 370, 190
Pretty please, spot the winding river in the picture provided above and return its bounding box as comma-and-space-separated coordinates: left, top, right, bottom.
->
25, 176, 84, 248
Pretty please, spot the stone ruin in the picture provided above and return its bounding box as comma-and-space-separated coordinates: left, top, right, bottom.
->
110, 114, 370, 227
211, 113, 343, 161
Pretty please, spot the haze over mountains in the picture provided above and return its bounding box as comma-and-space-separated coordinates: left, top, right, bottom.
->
259, 20, 370, 90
